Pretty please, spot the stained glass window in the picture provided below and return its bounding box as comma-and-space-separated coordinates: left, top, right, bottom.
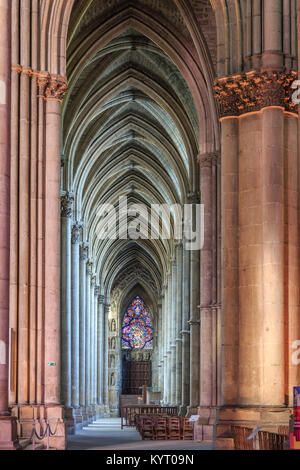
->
122, 297, 153, 350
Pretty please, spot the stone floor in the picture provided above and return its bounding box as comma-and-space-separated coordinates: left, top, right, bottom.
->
67, 418, 213, 450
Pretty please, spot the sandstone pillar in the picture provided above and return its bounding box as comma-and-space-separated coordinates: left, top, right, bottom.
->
103, 304, 110, 415
60, 193, 73, 410
0, 0, 19, 450
71, 222, 82, 430
85, 260, 92, 417
170, 259, 177, 405
79, 243, 88, 423
175, 242, 183, 406
97, 295, 105, 413
188, 194, 200, 415
180, 243, 190, 415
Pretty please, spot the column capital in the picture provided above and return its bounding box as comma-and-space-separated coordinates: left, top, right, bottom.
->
80, 243, 89, 261
104, 304, 111, 315
98, 295, 105, 305
71, 222, 82, 244
95, 285, 101, 296
86, 259, 93, 276
214, 69, 298, 118
36, 72, 68, 103
187, 191, 200, 204
91, 275, 96, 287
60, 192, 74, 218
197, 152, 220, 167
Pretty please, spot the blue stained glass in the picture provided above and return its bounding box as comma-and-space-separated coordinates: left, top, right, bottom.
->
122, 297, 153, 350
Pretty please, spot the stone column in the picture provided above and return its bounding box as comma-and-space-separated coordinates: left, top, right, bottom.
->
103, 304, 110, 415
157, 299, 163, 398
197, 153, 219, 437
187, 193, 200, 415
71, 222, 82, 431
0, 0, 19, 450
94, 286, 100, 417
167, 272, 172, 404
60, 192, 74, 410
85, 260, 92, 419
170, 259, 177, 405
90, 275, 96, 419
175, 242, 183, 406
162, 284, 168, 404
180, 243, 190, 415
79, 243, 88, 424
97, 295, 105, 415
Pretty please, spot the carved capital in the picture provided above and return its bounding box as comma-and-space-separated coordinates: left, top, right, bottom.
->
187, 191, 200, 204
214, 69, 298, 117
198, 152, 220, 168
71, 222, 82, 244
80, 243, 89, 261
87, 260, 93, 276
37, 73, 68, 102
60, 192, 74, 218
98, 295, 105, 305
95, 285, 101, 296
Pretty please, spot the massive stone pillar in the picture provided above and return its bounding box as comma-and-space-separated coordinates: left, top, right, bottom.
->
79, 243, 88, 424
85, 260, 92, 420
162, 284, 168, 404
197, 152, 220, 440
167, 272, 172, 404
97, 295, 105, 416
89, 274, 96, 420
103, 304, 110, 416
70, 222, 82, 432
175, 242, 183, 406
215, 67, 300, 445
170, 258, 177, 405
60, 193, 73, 418
187, 193, 200, 415
0, 0, 19, 450
180, 243, 190, 415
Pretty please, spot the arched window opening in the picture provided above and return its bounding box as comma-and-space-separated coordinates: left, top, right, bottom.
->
122, 297, 153, 350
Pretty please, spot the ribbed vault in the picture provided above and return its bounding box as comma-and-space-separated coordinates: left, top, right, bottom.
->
62, 0, 217, 312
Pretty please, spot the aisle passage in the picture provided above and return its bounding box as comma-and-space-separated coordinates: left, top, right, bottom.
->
67, 418, 213, 450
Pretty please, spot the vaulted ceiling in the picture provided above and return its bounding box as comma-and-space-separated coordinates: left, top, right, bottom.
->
62, 0, 218, 316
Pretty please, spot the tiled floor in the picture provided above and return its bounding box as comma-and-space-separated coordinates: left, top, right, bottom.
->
67, 418, 213, 450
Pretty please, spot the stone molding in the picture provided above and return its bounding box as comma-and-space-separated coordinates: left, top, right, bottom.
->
60, 192, 74, 218
71, 222, 82, 244
12, 65, 68, 103
98, 295, 105, 305
214, 69, 298, 117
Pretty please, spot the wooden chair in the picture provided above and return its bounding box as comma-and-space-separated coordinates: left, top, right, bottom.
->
182, 418, 194, 440
168, 417, 181, 440
140, 417, 154, 440
155, 417, 167, 440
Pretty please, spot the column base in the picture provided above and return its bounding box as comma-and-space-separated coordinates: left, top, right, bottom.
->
215, 405, 292, 450
196, 406, 217, 441
80, 406, 89, 426
186, 406, 199, 416
10, 404, 66, 450
0, 416, 20, 450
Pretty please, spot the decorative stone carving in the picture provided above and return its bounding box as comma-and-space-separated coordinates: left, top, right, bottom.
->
198, 152, 221, 167
98, 295, 105, 305
60, 192, 74, 218
80, 243, 89, 261
110, 372, 116, 387
187, 191, 200, 204
87, 260, 93, 276
214, 69, 298, 117
71, 222, 82, 244
110, 337, 116, 350
37, 73, 68, 103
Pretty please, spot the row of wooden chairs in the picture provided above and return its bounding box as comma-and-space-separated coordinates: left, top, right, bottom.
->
232, 426, 289, 450
137, 416, 194, 441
